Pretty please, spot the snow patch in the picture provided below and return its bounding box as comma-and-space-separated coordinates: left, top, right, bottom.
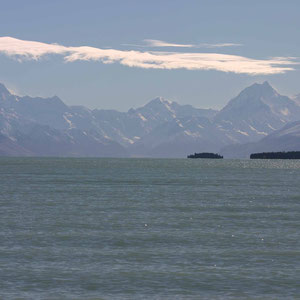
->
184, 130, 201, 138
176, 119, 184, 128
236, 130, 249, 136
249, 125, 267, 136
63, 113, 75, 128
163, 101, 176, 115
122, 136, 134, 144
280, 108, 290, 116
138, 113, 147, 122
267, 123, 276, 130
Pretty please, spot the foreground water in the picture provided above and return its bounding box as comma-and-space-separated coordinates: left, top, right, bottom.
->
0, 158, 300, 299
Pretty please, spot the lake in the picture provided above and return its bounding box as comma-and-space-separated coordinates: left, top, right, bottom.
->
0, 158, 300, 299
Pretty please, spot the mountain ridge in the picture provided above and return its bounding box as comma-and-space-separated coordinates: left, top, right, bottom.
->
0, 81, 299, 157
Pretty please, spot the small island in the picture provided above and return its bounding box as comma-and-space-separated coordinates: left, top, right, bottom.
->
187, 152, 223, 159
250, 151, 300, 159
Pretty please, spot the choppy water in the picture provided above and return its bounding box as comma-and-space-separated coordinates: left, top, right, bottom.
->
0, 158, 300, 299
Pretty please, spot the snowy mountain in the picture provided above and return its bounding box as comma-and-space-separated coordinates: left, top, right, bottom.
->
92, 97, 217, 147
214, 81, 300, 144
221, 120, 300, 158
0, 83, 127, 157
129, 115, 231, 157
129, 82, 300, 157
0, 81, 299, 157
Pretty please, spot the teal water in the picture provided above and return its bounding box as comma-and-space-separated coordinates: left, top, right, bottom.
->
0, 158, 300, 299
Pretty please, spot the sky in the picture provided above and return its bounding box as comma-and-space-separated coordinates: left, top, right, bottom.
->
0, 0, 299, 111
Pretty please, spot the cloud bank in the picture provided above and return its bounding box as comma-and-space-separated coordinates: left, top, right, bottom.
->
0, 37, 297, 75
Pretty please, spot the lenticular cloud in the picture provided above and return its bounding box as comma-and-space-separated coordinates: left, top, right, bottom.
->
0, 36, 297, 75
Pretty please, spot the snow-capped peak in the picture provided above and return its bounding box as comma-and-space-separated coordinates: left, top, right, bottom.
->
0, 83, 12, 100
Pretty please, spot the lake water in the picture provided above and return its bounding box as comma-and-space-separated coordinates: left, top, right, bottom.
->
0, 158, 300, 299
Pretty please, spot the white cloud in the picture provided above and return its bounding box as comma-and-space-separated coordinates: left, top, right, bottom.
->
144, 39, 195, 48
143, 39, 242, 48
198, 43, 243, 48
0, 36, 298, 75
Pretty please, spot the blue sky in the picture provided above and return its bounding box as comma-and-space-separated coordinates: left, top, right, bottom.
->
0, 0, 299, 111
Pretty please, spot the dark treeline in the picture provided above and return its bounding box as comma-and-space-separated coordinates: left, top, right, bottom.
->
250, 151, 300, 159
187, 152, 223, 159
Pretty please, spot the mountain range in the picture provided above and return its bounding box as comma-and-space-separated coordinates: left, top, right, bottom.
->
0, 81, 299, 158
